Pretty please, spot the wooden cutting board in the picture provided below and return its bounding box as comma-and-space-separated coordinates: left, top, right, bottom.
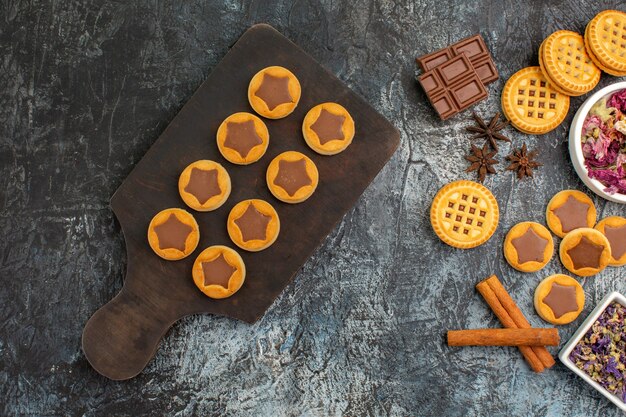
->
82, 24, 400, 380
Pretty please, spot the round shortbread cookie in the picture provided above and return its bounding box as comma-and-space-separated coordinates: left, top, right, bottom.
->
501, 67, 570, 134
430, 180, 499, 249
539, 31, 600, 96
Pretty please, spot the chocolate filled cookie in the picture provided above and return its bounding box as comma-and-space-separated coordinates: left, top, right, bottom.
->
217, 112, 269, 165
302, 103, 355, 155
148, 208, 200, 260
534, 274, 584, 325
227, 199, 280, 252
248, 66, 301, 119
178, 160, 231, 212
546, 190, 596, 238
192, 245, 246, 299
503, 222, 554, 272
266, 151, 319, 203
559, 228, 611, 277
595, 216, 626, 267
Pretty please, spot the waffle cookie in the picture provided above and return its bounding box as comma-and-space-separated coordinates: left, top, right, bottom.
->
192, 245, 246, 299
503, 222, 554, 272
545, 190, 596, 238
147, 208, 200, 260
595, 216, 626, 266
538, 31, 600, 96
559, 228, 611, 277
585, 10, 626, 75
501, 67, 570, 134
534, 274, 584, 325
430, 180, 499, 249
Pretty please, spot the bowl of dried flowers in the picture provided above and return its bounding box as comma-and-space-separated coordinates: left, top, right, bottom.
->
569, 82, 626, 204
559, 291, 626, 410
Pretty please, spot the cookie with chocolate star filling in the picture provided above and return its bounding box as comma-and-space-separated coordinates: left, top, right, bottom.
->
534, 274, 584, 325
266, 151, 319, 203
595, 216, 626, 267
302, 103, 355, 155
148, 208, 200, 260
546, 190, 596, 238
503, 222, 554, 272
559, 228, 611, 277
248, 66, 301, 119
192, 245, 246, 299
227, 199, 280, 252
217, 112, 269, 165
178, 160, 231, 212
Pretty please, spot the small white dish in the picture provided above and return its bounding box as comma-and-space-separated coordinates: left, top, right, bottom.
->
568, 81, 626, 204
559, 291, 626, 411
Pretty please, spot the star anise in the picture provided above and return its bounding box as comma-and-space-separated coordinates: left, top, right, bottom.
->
466, 112, 511, 151
465, 143, 498, 183
506, 143, 542, 179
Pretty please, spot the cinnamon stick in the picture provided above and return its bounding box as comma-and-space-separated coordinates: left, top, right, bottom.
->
447, 328, 559, 346
475, 279, 545, 373
484, 275, 556, 369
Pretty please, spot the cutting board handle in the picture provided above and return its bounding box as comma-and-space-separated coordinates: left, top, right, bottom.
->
81, 286, 175, 380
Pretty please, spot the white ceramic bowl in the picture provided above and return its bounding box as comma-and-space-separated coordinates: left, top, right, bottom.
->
559, 291, 626, 411
569, 82, 626, 204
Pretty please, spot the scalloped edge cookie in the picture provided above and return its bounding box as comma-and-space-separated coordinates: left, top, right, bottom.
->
430, 180, 499, 249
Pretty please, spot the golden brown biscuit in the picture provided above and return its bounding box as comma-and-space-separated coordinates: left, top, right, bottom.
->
216, 112, 269, 165
545, 190, 596, 238
266, 151, 319, 203
584, 25, 626, 76
227, 199, 280, 252
503, 222, 554, 272
192, 245, 246, 299
595, 216, 626, 266
178, 160, 231, 212
586, 10, 626, 73
501, 67, 570, 135
147, 208, 200, 260
248, 66, 301, 119
559, 228, 611, 277
534, 274, 584, 325
539, 31, 600, 96
302, 103, 355, 155
430, 180, 499, 249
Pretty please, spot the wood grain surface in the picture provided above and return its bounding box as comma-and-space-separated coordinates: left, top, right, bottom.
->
81, 24, 399, 380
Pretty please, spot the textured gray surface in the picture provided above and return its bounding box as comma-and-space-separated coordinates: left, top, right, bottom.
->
1, 0, 626, 415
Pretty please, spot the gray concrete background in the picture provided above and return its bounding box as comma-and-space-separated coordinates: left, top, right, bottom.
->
1, 0, 626, 415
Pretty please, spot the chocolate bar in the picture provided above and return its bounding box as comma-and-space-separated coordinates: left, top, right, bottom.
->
416, 35, 498, 85
418, 54, 487, 120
